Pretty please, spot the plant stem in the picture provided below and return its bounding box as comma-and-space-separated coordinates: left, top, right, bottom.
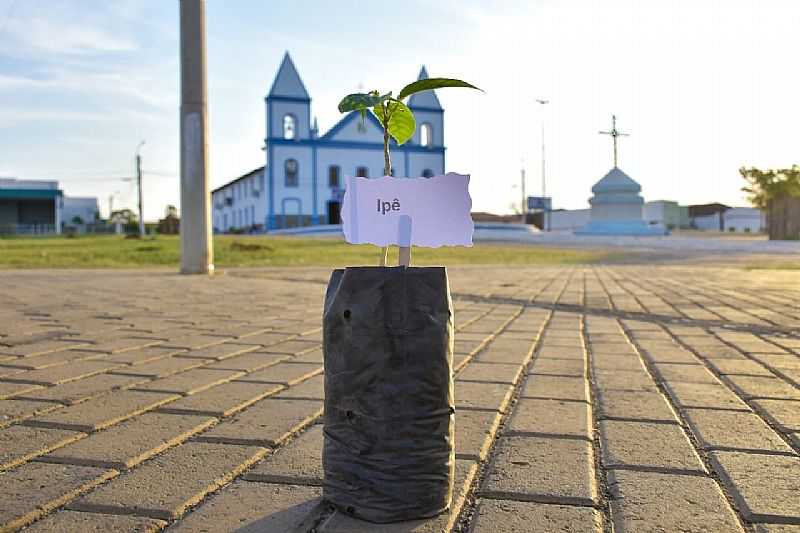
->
379, 103, 391, 266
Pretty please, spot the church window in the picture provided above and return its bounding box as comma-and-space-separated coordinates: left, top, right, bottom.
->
420, 123, 433, 147
422, 168, 434, 178
329, 165, 340, 187
356, 166, 368, 178
285, 159, 299, 187
283, 114, 297, 140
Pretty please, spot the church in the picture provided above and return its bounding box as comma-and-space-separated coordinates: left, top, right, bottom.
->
211, 53, 446, 232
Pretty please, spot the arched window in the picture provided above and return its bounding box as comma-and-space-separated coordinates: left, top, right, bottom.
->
283, 114, 296, 140
356, 166, 368, 178
420, 123, 433, 147
285, 159, 298, 187
421, 169, 434, 178
328, 165, 340, 187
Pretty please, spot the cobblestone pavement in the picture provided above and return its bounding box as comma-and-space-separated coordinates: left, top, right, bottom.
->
1, 266, 799, 532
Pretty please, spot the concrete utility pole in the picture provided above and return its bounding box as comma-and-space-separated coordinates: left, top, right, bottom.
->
520, 167, 526, 224
536, 99, 549, 231
179, 0, 214, 274
136, 140, 145, 237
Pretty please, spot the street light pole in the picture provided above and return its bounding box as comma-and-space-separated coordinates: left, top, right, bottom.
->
135, 140, 145, 237
179, 0, 214, 274
536, 99, 549, 231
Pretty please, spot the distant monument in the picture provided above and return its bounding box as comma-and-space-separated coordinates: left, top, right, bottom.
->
576, 115, 667, 236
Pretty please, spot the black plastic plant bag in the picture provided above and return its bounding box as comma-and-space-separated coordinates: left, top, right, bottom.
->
322, 266, 455, 523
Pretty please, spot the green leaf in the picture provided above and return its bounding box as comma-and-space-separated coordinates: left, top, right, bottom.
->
385, 100, 415, 145
397, 78, 482, 102
338, 92, 391, 113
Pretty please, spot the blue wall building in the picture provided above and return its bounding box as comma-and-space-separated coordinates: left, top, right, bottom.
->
212, 52, 446, 232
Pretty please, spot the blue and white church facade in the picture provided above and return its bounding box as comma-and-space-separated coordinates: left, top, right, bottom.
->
212, 52, 446, 232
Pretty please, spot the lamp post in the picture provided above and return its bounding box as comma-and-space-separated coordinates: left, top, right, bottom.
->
536, 99, 548, 231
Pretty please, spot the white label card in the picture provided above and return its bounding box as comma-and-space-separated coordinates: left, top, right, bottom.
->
342, 173, 474, 248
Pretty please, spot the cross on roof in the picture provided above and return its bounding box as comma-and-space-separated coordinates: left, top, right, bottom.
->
599, 115, 629, 167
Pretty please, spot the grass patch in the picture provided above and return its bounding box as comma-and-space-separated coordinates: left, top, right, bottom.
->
743, 261, 800, 271
0, 234, 620, 269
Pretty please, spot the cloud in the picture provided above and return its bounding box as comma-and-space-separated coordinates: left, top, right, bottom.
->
2, 15, 138, 56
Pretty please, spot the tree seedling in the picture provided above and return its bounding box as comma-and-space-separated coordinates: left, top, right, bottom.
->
338, 76, 482, 265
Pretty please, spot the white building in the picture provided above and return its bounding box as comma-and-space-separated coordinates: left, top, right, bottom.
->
212, 52, 446, 232
722, 207, 765, 233
62, 197, 99, 226
0, 178, 63, 234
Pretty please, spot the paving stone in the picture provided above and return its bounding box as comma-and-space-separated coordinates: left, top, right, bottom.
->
0, 399, 62, 427
260, 339, 321, 355
69, 442, 267, 520
22, 511, 167, 532
709, 451, 800, 523
599, 420, 705, 473
638, 346, 701, 364
290, 347, 324, 364
109, 355, 208, 378
17, 373, 146, 405
473, 338, 534, 364
0, 425, 84, 470
455, 380, 515, 412
25, 390, 179, 432
175, 343, 260, 361
607, 469, 743, 533
707, 359, 776, 376
595, 390, 677, 422
529, 357, 585, 377
204, 351, 290, 372
196, 398, 323, 447
132, 368, 244, 395
663, 381, 750, 410
506, 398, 590, 439
244, 424, 323, 484
723, 375, 800, 400
0, 365, 26, 379
455, 409, 502, 460
753, 525, 800, 533
481, 436, 595, 506
0, 339, 88, 357
752, 399, 800, 432
227, 331, 296, 347
104, 345, 185, 365
168, 481, 321, 533
683, 408, 793, 452
81, 337, 164, 354
520, 375, 588, 402
320, 459, 478, 533
651, 362, 719, 384
454, 338, 488, 357
43, 412, 215, 470
470, 499, 603, 533
455, 362, 524, 384
235, 362, 322, 386
275, 374, 324, 400
158, 381, 283, 417
3, 359, 122, 385
537, 347, 585, 360
752, 354, 800, 371
593, 369, 658, 393
0, 349, 105, 370
0, 462, 116, 531
0, 381, 42, 399
158, 334, 232, 350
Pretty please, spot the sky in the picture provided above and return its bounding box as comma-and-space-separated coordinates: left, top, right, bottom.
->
1, 0, 798, 220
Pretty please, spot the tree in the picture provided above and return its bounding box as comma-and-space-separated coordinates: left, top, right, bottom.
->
165, 205, 178, 218
740, 165, 800, 209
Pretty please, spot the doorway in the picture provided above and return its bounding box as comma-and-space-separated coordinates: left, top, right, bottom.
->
327, 201, 341, 225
